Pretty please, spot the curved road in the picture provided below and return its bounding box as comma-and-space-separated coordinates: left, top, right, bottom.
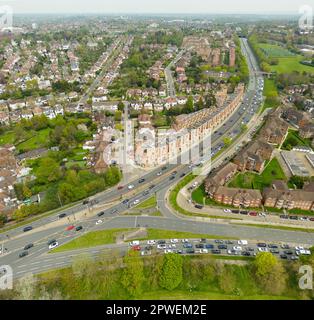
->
2, 38, 308, 280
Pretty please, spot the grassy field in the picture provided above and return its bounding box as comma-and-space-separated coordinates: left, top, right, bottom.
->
264, 78, 278, 97
228, 158, 287, 190
272, 56, 314, 74
52, 228, 237, 253
135, 196, 157, 209
282, 130, 313, 151
52, 228, 133, 253
258, 43, 295, 58
0, 131, 15, 146
258, 43, 314, 74
16, 128, 51, 153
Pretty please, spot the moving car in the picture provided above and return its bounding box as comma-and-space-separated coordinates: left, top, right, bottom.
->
23, 226, 33, 233
49, 242, 59, 250
128, 184, 135, 190
24, 244, 34, 251
47, 239, 57, 246
97, 212, 105, 217
19, 251, 29, 258
58, 213, 67, 219
96, 220, 103, 225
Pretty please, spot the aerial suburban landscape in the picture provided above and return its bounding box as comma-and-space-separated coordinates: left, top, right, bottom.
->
1, 0, 314, 303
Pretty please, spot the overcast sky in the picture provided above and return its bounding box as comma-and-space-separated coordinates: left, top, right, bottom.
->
5, 0, 314, 14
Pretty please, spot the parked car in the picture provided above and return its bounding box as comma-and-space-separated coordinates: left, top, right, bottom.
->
66, 226, 75, 231
76, 226, 83, 232
97, 212, 105, 217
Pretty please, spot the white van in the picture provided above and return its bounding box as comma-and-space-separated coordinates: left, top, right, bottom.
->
129, 241, 140, 246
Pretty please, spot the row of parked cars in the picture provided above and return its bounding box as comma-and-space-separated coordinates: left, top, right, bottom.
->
222, 209, 314, 222
128, 239, 312, 261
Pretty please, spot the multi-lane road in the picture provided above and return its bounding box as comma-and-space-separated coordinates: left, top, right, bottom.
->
2, 38, 312, 279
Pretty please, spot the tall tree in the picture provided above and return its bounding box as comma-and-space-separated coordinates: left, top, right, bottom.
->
159, 254, 183, 291
121, 251, 144, 297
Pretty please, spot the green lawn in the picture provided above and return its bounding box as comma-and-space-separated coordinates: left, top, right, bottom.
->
52, 228, 133, 253
271, 56, 314, 74
264, 79, 278, 97
16, 128, 51, 153
0, 131, 15, 146
282, 130, 312, 151
257, 43, 314, 74
228, 158, 287, 190
135, 196, 157, 209
258, 43, 295, 58
52, 228, 237, 253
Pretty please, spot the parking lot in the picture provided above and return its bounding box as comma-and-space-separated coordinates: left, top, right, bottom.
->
129, 238, 312, 262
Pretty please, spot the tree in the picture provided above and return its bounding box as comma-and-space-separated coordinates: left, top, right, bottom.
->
223, 137, 232, 146
114, 110, 122, 122
15, 274, 37, 300
159, 254, 183, 291
0, 214, 6, 227
22, 184, 32, 199
36, 158, 62, 184
121, 251, 144, 297
183, 96, 194, 114
118, 101, 125, 112
252, 252, 287, 295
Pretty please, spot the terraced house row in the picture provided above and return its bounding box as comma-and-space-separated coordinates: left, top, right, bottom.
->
135, 84, 244, 168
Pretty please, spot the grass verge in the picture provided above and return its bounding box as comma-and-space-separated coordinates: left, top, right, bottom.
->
51, 228, 238, 253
